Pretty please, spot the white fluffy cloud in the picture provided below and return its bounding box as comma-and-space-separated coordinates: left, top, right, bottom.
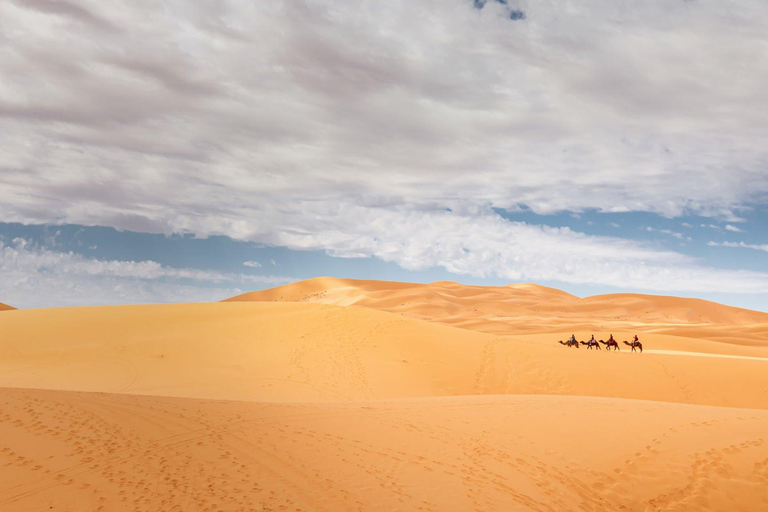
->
259, 205, 768, 294
0, 239, 294, 308
1, 0, 767, 297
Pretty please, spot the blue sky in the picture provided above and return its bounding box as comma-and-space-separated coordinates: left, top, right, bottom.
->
0, 0, 767, 310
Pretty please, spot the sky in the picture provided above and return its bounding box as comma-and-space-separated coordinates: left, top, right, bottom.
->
1, 0, 767, 311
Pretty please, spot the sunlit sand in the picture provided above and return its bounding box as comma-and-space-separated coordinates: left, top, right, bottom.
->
1, 278, 768, 510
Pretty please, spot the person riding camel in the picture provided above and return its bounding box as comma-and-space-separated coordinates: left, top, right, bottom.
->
569, 334, 577, 344
624, 334, 643, 352
590, 334, 596, 343
608, 334, 615, 343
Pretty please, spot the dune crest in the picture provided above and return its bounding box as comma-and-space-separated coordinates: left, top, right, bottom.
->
0, 302, 15, 311
226, 277, 768, 340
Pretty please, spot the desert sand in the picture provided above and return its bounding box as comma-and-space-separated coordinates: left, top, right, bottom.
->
1, 278, 768, 511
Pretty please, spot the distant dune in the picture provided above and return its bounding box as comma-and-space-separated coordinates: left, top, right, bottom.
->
2, 278, 768, 511
0, 302, 15, 311
226, 277, 768, 341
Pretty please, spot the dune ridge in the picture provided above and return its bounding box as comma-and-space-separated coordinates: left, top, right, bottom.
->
226, 278, 768, 340
0, 302, 14, 312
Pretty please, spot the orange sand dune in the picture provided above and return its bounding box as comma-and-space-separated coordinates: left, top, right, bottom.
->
226, 278, 768, 342
1, 388, 767, 512
1, 301, 768, 408
3, 278, 768, 511
0, 302, 14, 312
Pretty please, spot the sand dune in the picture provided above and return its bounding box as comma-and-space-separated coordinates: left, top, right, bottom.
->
0, 302, 14, 312
1, 388, 767, 512
1, 301, 768, 408
226, 278, 768, 341
3, 278, 768, 511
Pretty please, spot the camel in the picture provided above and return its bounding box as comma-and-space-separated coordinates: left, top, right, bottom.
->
558, 339, 580, 348
623, 340, 643, 353
580, 339, 601, 350
598, 339, 620, 351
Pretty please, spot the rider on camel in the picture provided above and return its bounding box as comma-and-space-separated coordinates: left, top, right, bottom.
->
633, 335, 639, 342
608, 334, 615, 343
569, 334, 577, 344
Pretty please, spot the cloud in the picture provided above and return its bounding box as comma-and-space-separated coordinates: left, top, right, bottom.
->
725, 224, 745, 233
0, 239, 294, 308
242, 260, 261, 268
708, 241, 768, 253
243, 205, 768, 294
2, 1, 767, 222
0, 0, 767, 296
644, 226, 690, 241
10, 0, 118, 32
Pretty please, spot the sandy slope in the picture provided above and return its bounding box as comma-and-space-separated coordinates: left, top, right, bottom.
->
0, 302, 14, 312
1, 302, 768, 408
2, 278, 768, 511
1, 388, 767, 512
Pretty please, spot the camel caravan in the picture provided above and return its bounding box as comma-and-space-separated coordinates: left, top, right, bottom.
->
559, 334, 643, 352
